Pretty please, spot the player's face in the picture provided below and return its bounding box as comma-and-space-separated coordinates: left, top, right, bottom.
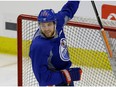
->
40, 22, 56, 38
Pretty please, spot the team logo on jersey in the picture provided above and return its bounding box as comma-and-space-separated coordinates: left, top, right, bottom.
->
59, 38, 70, 61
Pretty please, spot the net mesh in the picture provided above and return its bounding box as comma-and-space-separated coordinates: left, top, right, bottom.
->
19, 15, 116, 86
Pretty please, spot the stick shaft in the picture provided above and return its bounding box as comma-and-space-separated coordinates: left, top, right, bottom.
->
91, 1, 113, 58
91, 1, 103, 28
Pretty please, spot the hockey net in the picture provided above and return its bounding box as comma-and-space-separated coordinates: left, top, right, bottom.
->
17, 14, 116, 86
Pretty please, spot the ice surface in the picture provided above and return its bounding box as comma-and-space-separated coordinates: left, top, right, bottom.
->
0, 54, 17, 86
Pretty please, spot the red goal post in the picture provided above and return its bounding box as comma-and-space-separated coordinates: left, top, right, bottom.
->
17, 14, 116, 86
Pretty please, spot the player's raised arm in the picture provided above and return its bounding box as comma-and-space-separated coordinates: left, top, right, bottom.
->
57, 1, 80, 24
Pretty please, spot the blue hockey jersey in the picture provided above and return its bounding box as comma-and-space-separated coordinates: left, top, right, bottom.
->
29, 1, 80, 86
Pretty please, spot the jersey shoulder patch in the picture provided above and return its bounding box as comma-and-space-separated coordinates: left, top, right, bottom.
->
59, 38, 70, 61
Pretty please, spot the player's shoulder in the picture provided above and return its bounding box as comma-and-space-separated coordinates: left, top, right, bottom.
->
31, 37, 46, 49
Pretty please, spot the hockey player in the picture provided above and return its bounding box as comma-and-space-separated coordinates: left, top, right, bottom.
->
29, 1, 82, 86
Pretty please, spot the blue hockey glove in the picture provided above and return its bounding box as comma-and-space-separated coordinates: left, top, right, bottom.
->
61, 67, 82, 85
68, 67, 82, 81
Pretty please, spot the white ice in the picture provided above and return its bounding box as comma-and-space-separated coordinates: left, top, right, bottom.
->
0, 54, 17, 86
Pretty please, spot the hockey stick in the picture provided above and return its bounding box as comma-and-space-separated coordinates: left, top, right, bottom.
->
91, 1, 113, 58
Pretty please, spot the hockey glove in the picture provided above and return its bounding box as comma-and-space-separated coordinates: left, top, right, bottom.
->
68, 67, 82, 81
61, 67, 82, 85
